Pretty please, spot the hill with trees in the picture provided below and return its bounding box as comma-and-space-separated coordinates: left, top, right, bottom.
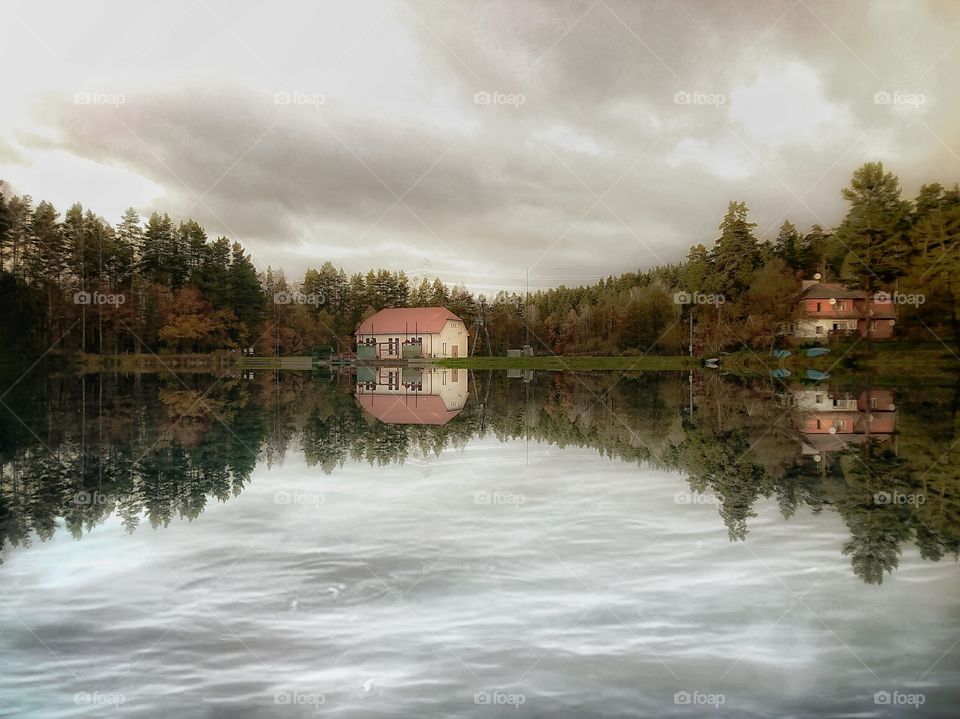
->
1, 162, 958, 359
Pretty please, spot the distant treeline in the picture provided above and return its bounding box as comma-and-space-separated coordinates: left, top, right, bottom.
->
1, 162, 958, 358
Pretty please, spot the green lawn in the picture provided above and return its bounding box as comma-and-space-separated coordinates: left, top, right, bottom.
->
432, 355, 695, 371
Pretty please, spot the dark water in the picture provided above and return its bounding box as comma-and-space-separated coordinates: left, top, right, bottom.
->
1, 366, 959, 717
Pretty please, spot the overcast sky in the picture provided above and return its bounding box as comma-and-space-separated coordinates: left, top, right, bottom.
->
1, 0, 958, 291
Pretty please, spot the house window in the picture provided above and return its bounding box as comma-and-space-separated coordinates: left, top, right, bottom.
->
870, 396, 878, 409
835, 420, 847, 432
837, 301, 847, 310
816, 419, 822, 429
870, 320, 878, 331
816, 394, 823, 403
816, 302, 822, 312
815, 326, 823, 334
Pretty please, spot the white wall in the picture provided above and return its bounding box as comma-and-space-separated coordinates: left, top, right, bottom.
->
357, 319, 468, 358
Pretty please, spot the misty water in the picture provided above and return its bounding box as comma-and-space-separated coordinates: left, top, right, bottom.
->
1, 366, 959, 718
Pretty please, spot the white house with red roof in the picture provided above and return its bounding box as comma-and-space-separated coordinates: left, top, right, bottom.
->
355, 366, 468, 425
355, 307, 468, 359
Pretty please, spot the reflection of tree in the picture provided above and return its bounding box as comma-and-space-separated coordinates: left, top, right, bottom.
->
836, 439, 960, 584
2, 367, 960, 586
0, 371, 268, 558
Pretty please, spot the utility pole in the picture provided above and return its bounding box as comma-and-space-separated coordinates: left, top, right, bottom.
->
525, 270, 530, 350
478, 294, 492, 356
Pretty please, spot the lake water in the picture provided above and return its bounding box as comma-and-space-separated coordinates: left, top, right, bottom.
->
1, 366, 958, 717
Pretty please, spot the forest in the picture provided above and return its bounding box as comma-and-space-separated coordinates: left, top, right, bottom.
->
1, 367, 957, 586
1, 162, 958, 359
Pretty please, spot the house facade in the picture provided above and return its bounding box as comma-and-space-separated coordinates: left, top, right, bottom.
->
355, 366, 468, 424
793, 280, 897, 340
355, 307, 468, 359
792, 387, 897, 466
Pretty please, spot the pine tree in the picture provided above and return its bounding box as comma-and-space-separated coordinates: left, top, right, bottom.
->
710, 201, 760, 297
773, 220, 802, 270
836, 162, 912, 290
226, 241, 265, 341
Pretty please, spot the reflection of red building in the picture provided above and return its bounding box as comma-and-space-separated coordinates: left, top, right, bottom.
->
357, 394, 461, 425
794, 281, 897, 340
793, 388, 897, 463
355, 367, 468, 425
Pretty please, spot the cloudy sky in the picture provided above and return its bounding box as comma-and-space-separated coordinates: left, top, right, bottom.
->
1, 0, 958, 291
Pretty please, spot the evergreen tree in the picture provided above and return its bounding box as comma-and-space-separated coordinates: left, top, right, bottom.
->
710, 201, 760, 297
836, 162, 912, 290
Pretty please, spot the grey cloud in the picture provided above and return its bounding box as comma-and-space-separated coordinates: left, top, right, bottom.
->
6, 0, 960, 287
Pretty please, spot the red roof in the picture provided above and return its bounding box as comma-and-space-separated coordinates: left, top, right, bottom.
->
356, 307, 462, 335
357, 394, 461, 425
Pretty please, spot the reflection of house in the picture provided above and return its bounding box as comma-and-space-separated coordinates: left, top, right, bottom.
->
355, 366, 468, 425
794, 280, 896, 340
355, 307, 468, 360
793, 388, 897, 463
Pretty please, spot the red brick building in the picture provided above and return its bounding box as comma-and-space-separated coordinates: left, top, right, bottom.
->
794, 280, 897, 340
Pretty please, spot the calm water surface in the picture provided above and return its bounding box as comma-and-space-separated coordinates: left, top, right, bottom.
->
1, 367, 958, 717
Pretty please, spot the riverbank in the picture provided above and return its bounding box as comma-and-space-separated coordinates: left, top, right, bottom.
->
723, 342, 960, 383
78, 352, 238, 373
433, 355, 696, 371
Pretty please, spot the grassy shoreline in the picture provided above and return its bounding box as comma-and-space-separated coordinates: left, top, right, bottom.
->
433, 355, 696, 370
78, 352, 238, 373
24, 343, 960, 380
